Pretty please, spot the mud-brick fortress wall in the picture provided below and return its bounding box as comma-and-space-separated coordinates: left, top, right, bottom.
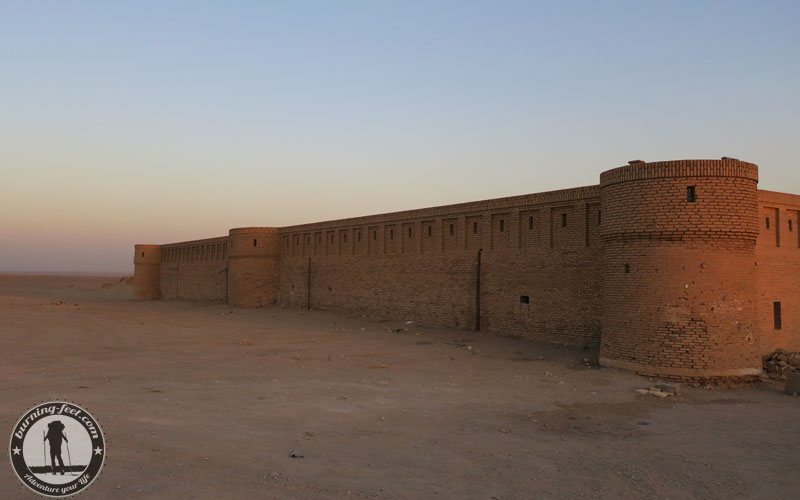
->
132, 158, 800, 381
756, 190, 800, 353
278, 186, 602, 347
159, 236, 230, 301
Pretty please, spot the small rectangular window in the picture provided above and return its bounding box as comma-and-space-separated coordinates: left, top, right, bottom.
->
428, 225, 432, 237
343, 233, 347, 242
766, 217, 770, 229
357, 232, 361, 242
390, 229, 394, 240
774, 301, 782, 329
561, 213, 567, 227
499, 220, 505, 232
408, 227, 412, 238
373, 231, 377, 241
473, 222, 478, 234
449, 224, 454, 235
253, 239, 257, 247
624, 263, 630, 273
520, 295, 530, 304
330, 234, 334, 243
528, 216, 533, 230
789, 220, 793, 232
598, 210, 602, 225
687, 186, 697, 202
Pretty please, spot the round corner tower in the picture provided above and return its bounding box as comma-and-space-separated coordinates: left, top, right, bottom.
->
132, 244, 162, 300
227, 227, 281, 307
599, 159, 761, 381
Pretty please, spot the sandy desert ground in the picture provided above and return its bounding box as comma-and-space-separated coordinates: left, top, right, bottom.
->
0, 274, 798, 499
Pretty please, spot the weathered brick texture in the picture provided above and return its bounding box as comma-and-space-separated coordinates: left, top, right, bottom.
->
599, 160, 763, 380
132, 159, 800, 381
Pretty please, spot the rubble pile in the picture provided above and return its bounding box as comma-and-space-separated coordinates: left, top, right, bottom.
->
762, 349, 800, 380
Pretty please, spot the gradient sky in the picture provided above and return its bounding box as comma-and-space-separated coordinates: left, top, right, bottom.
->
2, 1, 799, 273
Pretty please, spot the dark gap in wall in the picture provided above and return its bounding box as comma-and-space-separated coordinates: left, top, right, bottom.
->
687, 186, 697, 202
408, 227, 412, 238
519, 295, 530, 304
253, 239, 257, 247
766, 217, 770, 229
561, 213, 567, 227
473, 222, 478, 234
449, 224, 454, 235
774, 301, 782, 329
624, 263, 630, 273
499, 220, 505, 232
528, 216, 533, 230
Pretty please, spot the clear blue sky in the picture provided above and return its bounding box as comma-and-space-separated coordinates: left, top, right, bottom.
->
1, 1, 798, 272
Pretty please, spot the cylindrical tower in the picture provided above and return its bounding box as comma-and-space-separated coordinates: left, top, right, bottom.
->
132, 244, 162, 300
227, 227, 281, 307
599, 159, 761, 381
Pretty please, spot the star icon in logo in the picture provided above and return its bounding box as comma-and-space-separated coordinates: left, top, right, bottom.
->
12, 447, 21, 455
94, 446, 103, 455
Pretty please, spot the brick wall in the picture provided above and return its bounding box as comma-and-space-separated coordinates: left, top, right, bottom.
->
755, 190, 800, 352
158, 237, 229, 301
278, 186, 603, 347
133, 158, 800, 381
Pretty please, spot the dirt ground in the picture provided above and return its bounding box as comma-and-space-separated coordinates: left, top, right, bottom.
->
0, 275, 797, 499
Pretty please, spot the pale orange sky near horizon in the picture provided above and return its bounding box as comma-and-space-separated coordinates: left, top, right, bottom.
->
2, 1, 799, 273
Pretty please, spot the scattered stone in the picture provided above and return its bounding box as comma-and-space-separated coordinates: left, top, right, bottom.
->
762, 350, 800, 380
649, 390, 670, 398
289, 451, 304, 458
635, 389, 650, 395
655, 381, 681, 396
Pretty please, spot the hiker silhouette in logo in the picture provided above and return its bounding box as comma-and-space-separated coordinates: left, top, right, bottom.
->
44, 420, 68, 475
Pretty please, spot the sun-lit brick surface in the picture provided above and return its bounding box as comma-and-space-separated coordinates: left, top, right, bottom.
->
133, 159, 800, 381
